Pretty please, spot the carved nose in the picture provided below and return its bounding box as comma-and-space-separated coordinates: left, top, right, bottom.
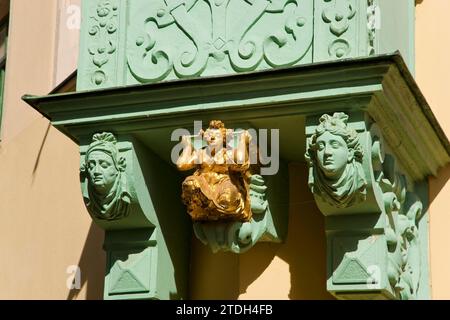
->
93, 165, 102, 175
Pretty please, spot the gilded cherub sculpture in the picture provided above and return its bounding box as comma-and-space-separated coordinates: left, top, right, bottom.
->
177, 120, 253, 222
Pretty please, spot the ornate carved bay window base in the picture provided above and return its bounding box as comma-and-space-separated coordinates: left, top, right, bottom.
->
24, 54, 450, 299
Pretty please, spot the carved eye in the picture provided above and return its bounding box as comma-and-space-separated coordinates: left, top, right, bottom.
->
88, 161, 96, 170
330, 140, 341, 148
99, 160, 111, 169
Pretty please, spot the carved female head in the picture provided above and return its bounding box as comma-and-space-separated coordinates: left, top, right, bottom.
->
305, 113, 366, 208
306, 113, 363, 179
85, 133, 125, 195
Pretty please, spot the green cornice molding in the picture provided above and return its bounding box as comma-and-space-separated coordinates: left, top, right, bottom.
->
24, 53, 450, 181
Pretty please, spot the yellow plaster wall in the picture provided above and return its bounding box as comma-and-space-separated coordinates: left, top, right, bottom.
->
1, 0, 57, 142
190, 163, 333, 300
415, 0, 450, 300
0, 0, 105, 299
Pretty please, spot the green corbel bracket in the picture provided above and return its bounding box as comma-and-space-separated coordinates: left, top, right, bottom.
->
305, 112, 432, 299
78, 133, 191, 300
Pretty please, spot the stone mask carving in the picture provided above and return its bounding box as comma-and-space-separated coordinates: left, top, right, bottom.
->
305, 112, 367, 208
82, 132, 131, 220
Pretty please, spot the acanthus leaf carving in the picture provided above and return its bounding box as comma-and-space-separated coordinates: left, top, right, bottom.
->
376, 142, 423, 300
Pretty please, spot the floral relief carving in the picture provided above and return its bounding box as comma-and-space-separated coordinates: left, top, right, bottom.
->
367, 0, 377, 55
87, 0, 119, 86
381, 175, 422, 300
371, 128, 422, 300
321, 0, 356, 59
322, 0, 355, 37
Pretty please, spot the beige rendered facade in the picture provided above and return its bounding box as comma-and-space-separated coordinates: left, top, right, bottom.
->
0, 0, 448, 299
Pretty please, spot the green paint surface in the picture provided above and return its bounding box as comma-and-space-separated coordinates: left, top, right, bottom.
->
21, 0, 444, 300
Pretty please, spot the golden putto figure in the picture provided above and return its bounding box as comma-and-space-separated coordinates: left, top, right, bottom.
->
177, 120, 253, 222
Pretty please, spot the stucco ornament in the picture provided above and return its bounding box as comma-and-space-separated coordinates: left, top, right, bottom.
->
81, 132, 131, 220
381, 175, 423, 300
177, 120, 253, 222
305, 112, 367, 208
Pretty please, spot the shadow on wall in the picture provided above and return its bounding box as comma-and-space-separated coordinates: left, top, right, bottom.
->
429, 165, 450, 205
189, 162, 334, 299
67, 222, 106, 300
239, 163, 333, 299
190, 238, 240, 299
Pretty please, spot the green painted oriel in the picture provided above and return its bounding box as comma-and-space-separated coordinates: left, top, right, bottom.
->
21, 0, 443, 300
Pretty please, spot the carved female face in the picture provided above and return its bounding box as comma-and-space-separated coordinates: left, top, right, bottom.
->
86, 150, 119, 195
316, 131, 350, 179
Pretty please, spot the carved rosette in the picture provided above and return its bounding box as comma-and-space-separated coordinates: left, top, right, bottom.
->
306, 113, 425, 299
87, 0, 119, 87
127, 0, 314, 83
